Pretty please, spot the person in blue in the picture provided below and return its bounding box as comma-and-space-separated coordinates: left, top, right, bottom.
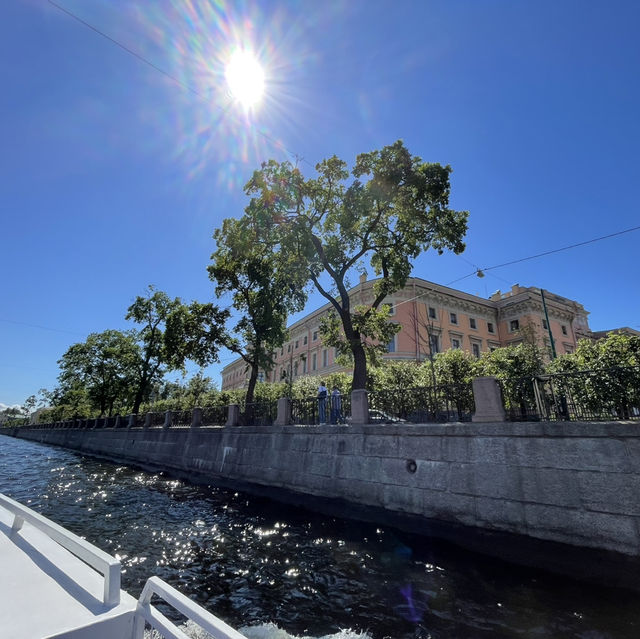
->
330, 385, 342, 424
317, 381, 328, 424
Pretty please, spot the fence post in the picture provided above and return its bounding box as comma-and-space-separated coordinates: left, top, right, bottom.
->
144, 413, 151, 429
471, 377, 506, 422
163, 411, 172, 429
275, 398, 290, 426
191, 407, 202, 428
350, 389, 369, 424
127, 414, 136, 428
114, 415, 121, 429
226, 404, 240, 427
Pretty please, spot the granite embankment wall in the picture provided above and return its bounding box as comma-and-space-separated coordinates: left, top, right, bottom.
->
6, 422, 640, 558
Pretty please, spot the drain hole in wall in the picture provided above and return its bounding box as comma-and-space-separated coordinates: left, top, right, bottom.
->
406, 459, 417, 474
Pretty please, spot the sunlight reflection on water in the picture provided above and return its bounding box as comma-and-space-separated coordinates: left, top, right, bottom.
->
1, 437, 639, 639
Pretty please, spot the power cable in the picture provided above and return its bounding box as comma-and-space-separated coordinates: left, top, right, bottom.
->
47, 0, 312, 167
0, 318, 85, 336
447, 224, 640, 286
390, 224, 640, 311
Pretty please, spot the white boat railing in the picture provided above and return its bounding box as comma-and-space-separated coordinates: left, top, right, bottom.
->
0, 493, 121, 606
134, 576, 247, 639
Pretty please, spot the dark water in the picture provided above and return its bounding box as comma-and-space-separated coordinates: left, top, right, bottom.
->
0, 436, 638, 639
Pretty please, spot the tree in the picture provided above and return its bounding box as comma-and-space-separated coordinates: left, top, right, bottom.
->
57, 329, 138, 416
125, 286, 187, 415
244, 140, 468, 389
208, 213, 307, 406
547, 333, 640, 419
479, 343, 545, 418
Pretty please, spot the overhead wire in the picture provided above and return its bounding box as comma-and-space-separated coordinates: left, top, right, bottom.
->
390, 224, 640, 311
46, 0, 312, 168
447, 224, 640, 286
41, 4, 640, 349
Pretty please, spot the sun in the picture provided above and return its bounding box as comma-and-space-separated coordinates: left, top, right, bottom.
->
225, 49, 265, 110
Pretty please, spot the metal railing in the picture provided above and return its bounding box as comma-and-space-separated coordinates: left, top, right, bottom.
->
239, 400, 277, 426
289, 393, 350, 425
0, 493, 121, 606
201, 405, 227, 426
147, 412, 166, 428
133, 576, 246, 639
170, 409, 192, 428
501, 367, 640, 422
368, 384, 474, 423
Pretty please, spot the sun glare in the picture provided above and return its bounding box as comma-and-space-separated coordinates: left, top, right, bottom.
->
225, 49, 265, 110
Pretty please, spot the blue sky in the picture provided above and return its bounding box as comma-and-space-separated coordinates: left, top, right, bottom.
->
1, 0, 639, 407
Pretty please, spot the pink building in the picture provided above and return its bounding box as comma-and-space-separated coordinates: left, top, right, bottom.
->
221, 275, 592, 390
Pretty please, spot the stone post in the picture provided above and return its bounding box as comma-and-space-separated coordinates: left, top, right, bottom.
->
191, 407, 202, 428
275, 397, 291, 426
144, 412, 151, 429
226, 404, 240, 427
128, 414, 136, 429
350, 389, 369, 425
114, 415, 121, 429
163, 410, 172, 429
472, 376, 506, 422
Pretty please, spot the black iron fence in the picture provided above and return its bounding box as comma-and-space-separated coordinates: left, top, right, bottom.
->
201, 405, 227, 426
239, 401, 277, 426
368, 384, 474, 424
500, 367, 640, 422
171, 409, 192, 428
289, 392, 351, 425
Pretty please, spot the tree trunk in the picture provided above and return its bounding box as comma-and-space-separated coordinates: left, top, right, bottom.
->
132, 381, 146, 416
245, 362, 259, 406
351, 340, 368, 390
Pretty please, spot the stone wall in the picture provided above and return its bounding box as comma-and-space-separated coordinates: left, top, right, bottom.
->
6, 421, 640, 558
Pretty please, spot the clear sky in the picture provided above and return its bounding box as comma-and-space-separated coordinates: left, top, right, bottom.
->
2, 0, 639, 408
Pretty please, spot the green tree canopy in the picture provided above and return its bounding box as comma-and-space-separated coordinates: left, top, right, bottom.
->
243, 140, 468, 389
57, 329, 139, 416
209, 211, 308, 405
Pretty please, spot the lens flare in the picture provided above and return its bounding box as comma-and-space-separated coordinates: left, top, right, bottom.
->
225, 49, 265, 110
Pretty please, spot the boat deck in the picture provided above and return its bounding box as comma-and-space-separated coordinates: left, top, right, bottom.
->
0, 505, 136, 639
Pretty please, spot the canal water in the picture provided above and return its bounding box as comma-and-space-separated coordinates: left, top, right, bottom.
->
1, 437, 638, 639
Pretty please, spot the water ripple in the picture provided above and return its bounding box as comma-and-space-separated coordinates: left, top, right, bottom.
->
0, 437, 638, 639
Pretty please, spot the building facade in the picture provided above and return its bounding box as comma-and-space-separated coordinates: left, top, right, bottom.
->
221, 275, 592, 390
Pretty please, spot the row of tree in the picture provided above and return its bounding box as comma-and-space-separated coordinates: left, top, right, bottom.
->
14, 141, 470, 420
23, 332, 638, 423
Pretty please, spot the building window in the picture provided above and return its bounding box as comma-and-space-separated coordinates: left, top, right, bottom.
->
450, 312, 458, 325
542, 319, 548, 330
487, 322, 495, 334
303, 359, 307, 374
469, 318, 477, 330
295, 340, 299, 349
303, 336, 308, 345
561, 325, 567, 335
472, 343, 480, 358
311, 353, 317, 371
452, 338, 461, 350
490, 347, 497, 352
387, 304, 396, 316
428, 306, 437, 319
387, 336, 396, 353
313, 331, 318, 341
429, 334, 439, 355
322, 349, 328, 367
510, 319, 520, 332
293, 362, 298, 376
